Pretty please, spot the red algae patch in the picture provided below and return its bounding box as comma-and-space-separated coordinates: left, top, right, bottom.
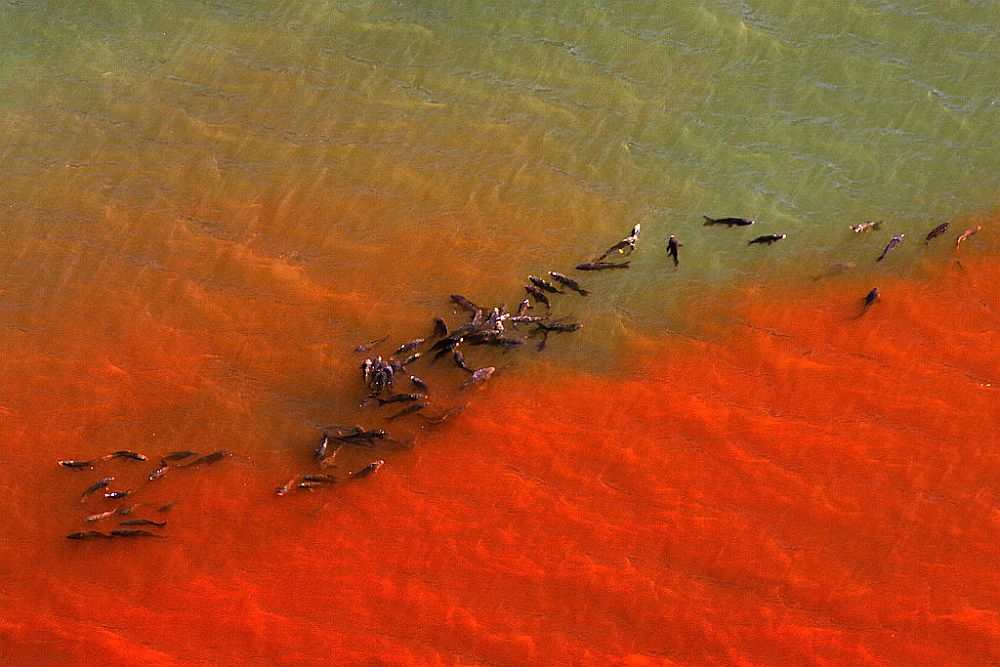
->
427, 250, 999, 663
2, 242, 998, 663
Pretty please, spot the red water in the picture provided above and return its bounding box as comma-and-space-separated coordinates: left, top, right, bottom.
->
1, 217, 997, 665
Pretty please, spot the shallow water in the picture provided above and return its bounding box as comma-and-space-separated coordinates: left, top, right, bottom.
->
1, 1, 998, 664
2, 246, 997, 664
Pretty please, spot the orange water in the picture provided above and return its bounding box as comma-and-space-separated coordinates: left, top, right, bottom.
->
3, 2, 1000, 661
1, 207, 996, 664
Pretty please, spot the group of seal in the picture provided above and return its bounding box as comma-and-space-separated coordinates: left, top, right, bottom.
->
60, 448, 232, 541
274, 224, 671, 496
843, 218, 981, 310
694, 214, 983, 312
273, 424, 405, 495
60, 213, 986, 521
277, 213, 987, 497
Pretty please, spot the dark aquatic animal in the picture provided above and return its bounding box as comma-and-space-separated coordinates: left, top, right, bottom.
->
485, 311, 511, 334
576, 261, 630, 271
534, 321, 582, 333
548, 271, 588, 296
360, 357, 374, 385
524, 285, 550, 309
297, 480, 330, 489
111, 529, 165, 539
510, 315, 543, 324
516, 298, 532, 316
350, 459, 385, 478
353, 335, 388, 353
876, 234, 904, 262
161, 451, 198, 463
528, 275, 563, 294
463, 330, 501, 345
428, 334, 462, 353
67, 531, 112, 540
103, 450, 148, 462
955, 226, 981, 250
533, 321, 580, 352
453, 348, 473, 373
157, 500, 180, 513
465, 332, 521, 348
600, 237, 635, 257
301, 473, 335, 483
487, 336, 526, 348
375, 392, 424, 406
323, 425, 394, 450
431, 317, 449, 338
450, 318, 484, 338
863, 287, 880, 308
461, 367, 495, 390
399, 352, 422, 367
361, 356, 395, 395
331, 426, 387, 443
409, 375, 429, 392
703, 215, 754, 227
59, 459, 93, 469
81, 477, 114, 500
388, 402, 428, 420
430, 336, 463, 361
748, 233, 786, 246
850, 220, 883, 234
393, 338, 425, 356
450, 294, 481, 313
596, 224, 641, 261
924, 223, 950, 244
104, 490, 132, 500
182, 450, 233, 467
420, 402, 469, 425
84, 510, 117, 523
314, 433, 331, 461
666, 235, 682, 267
120, 519, 166, 528
148, 465, 169, 481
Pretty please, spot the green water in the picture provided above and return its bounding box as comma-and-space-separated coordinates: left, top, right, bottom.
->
1, 0, 997, 341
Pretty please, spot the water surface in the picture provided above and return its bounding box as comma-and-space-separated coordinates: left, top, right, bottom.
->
0, 1, 998, 663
